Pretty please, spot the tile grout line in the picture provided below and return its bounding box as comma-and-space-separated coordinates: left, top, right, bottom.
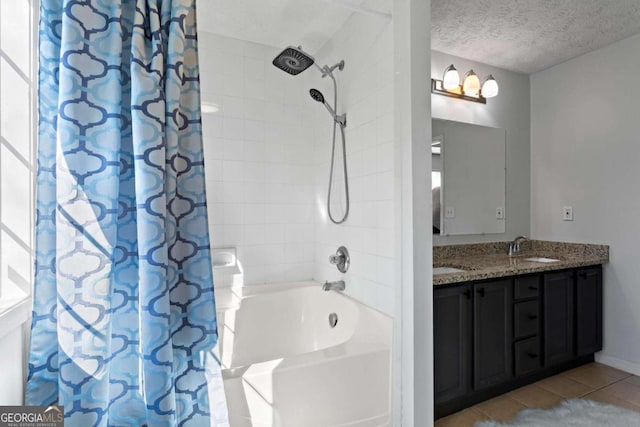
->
567, 371, 635, 397
580, 377, 624, 397
474, 396, 524, 422
507, 387, 565, 409
580, 374, 640, 409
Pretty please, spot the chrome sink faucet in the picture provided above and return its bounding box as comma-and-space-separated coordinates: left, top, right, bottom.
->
323, 280, 346, 291
508, 236, 529, 256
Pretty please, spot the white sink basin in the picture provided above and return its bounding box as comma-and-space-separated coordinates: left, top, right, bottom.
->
433, 267, 465, 275
524, 257, 560, 263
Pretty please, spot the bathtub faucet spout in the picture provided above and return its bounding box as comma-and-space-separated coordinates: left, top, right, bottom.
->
323, 280, 346, 291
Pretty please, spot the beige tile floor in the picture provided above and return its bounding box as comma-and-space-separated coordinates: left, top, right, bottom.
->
435, 363, 640, 426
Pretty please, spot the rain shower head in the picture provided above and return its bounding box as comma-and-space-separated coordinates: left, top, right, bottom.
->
309, 88, 325, 103
272, 46, 315, 76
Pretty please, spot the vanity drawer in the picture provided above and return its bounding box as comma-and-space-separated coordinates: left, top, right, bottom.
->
514, 300, 539, 338
515, 337, 541, 376
515, 276, 540, 300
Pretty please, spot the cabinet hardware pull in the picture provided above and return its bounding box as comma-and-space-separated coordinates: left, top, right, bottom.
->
527, 314, 538, 320
527, 352, 539, 358
528, 286, 538, 291
464, 289, 471, 299
477, 288, 485, 297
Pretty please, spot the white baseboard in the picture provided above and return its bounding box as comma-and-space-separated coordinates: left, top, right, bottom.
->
596, 353, 640, 376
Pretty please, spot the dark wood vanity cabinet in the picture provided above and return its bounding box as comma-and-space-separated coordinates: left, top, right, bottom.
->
434, 265, 603, 418
576, 267, 603, 356
434, 284, 472, 404
513, 275, 542, 377
473, 280, 513, 390
543, 271, 575, 367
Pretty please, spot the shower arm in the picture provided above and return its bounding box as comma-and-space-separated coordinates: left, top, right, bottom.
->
312, 63, 326, 75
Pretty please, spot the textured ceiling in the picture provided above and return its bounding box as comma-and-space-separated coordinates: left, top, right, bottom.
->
432, 0, 640, 74
196, 0, 392, 54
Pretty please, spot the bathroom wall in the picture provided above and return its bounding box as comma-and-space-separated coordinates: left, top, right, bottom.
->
431, 50, 531, 245
197, 10, 399, 315
198, 33, 317, 286
311, 12, 395, 315
0, 0, 36, 404
530, 32, 640, 375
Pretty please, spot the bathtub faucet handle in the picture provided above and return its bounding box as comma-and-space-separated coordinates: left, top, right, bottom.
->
329, 246, 350, 273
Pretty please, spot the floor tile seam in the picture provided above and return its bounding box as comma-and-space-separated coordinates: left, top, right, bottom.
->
582, 375, 628, 395
561, 372, 626, 391
583, 377, 640, 408
474, 396, 524, 421
507, 390, 564, 409
535, 381, 595, 399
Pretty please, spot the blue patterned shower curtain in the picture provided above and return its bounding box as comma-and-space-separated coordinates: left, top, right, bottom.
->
26, 1, 227, 425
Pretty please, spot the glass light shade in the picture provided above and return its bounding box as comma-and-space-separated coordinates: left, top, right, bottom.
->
442, 64, 460, 90
481, 75, 499, 98
462, 70, 480, 96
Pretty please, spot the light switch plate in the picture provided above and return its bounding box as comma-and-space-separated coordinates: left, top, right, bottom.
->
496, 207, 505, 220
445, 206, 455, 219
563, 206, 573, 221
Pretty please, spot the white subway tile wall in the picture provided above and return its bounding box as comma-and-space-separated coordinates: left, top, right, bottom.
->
312, 14, 395, 315
199, 33, 317, 286
199, 14, 396, 316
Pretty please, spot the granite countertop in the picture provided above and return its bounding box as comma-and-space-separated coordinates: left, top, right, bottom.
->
433, 240, 609, 286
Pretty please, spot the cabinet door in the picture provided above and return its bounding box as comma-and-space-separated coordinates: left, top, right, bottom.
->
543, 271, 575, 367
473, 279, 513, 390
576, 267, 603, 356
434, 284, 472, 404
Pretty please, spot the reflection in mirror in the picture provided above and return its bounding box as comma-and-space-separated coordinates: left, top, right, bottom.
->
432, 135, 443, 234
432, 119, 506, 236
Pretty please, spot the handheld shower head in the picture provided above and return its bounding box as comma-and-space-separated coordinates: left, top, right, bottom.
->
310, 88, 325, 103
309, 88, 346, 127
310, 88, 334, 116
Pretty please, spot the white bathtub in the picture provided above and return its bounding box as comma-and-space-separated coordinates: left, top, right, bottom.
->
215, 281, 392, 427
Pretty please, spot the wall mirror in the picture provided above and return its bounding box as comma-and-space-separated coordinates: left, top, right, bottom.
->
432, 119, 506, 236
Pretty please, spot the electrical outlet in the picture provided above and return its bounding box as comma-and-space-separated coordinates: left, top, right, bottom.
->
496, 207, 505, 220
563, 206, 573, 221
445, 206, 455, 219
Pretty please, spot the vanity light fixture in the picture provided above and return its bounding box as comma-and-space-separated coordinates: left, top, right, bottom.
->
442, 64, 460, 90
481, 74, 499, 98
431, 64, 499, 104
462, 69, 480, 96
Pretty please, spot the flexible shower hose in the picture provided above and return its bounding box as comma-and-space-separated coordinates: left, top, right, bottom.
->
327, 81, 349, 224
